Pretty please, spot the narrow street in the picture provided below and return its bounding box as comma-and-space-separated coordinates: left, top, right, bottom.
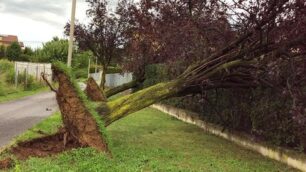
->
0, 92, 57, 148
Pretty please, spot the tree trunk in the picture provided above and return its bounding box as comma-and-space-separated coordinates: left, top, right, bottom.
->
100, 80, 185, 126
105, 80, 138, 98
100, 65, 106, 90
98, 60, 246, 126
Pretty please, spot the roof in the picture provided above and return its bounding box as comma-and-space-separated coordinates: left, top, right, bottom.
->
0, 35, 24, 47
0, 35, 18, 43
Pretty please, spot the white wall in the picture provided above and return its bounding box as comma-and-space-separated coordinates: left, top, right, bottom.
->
15, 61, 52, 82
90, 72, 133, 88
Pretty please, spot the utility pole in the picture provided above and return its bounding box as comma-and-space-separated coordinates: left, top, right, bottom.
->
67, 0, 77, 67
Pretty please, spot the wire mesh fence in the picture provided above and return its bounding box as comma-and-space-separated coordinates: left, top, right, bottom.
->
14, 61, 52, 87
90, 71, 133, 88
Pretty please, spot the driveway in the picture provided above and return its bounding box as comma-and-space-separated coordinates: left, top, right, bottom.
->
0, 92, 57, 148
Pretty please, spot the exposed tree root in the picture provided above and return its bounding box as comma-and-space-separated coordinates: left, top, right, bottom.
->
10, 132, 82, 160
0, 158, 14, 170
85, 77, 107, 101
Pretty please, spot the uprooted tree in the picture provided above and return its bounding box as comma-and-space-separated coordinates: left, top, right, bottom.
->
1, 0, 306, 166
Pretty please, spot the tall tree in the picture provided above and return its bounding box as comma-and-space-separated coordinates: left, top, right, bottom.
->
65, 0, 126, 90
6, 42, 22, 61
40, 37, 69, 63
0, 45, 5, 58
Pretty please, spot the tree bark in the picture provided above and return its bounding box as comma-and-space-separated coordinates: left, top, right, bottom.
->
99, 60, 246, 126
105, 80, 138, 98
100, 65, 106, 90
100, 80, 184, 126
86, 77, 107, 101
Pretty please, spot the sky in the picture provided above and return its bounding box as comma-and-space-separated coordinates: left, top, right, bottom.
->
0, 0, 118, 48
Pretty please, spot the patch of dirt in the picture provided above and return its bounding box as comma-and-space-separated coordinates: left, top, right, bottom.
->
10, 132, 82, 160
0, 158, 14, 169
85, 77, 107, 102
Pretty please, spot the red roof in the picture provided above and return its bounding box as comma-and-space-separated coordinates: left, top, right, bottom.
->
0, 35, 24, 47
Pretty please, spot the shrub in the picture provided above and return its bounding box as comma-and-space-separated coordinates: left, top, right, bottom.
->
0, 59, 14, 72
6, 42, 22, 61
0, 82, 6, 96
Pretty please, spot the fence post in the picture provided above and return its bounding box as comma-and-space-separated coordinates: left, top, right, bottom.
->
36, 65, 39, 80
26, 64, 29, 88
14, 62, 18, 88
88, 58, 91, 78
24, 68, 27, 89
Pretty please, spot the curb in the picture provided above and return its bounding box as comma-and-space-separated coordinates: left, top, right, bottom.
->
151, 103, 306, 172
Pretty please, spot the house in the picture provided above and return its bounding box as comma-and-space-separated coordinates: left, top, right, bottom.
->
0, 34, 24, 48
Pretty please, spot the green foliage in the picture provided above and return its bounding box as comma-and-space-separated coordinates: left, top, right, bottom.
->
4, 109, 297, 171
106, 66, 122, 74
0, 60, 15, 96
6, 42, 22, 61
0, 45, 6, 58
0, 82, 6, 96
15, 112, 62, 143
143, 64, 170, 87
72, 51, 93, 69
23, 47, 34, 56
39, 37, 69, 63
0, 59, 14, 72
72, 51, 93, 78
0, 59, 44, 97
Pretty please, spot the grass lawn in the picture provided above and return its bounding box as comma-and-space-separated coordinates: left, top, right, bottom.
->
1, 108, 298, 172
0, 87, 49, 103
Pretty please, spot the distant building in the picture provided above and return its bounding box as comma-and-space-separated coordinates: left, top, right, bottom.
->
0, 34, 24, 48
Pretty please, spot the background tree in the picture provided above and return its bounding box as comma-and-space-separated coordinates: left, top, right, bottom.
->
39, 37, 69, 63
23, 47, 34, 56
0, 45, 6, 58
6, 42, 22, 61
65, 0, 126, 89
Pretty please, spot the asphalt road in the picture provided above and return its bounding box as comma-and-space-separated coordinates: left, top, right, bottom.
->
0, 92, 57, 148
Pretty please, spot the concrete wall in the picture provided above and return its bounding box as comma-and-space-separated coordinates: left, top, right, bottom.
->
90, 72, 133, 88
151, 104, 306, 172
15, 61, 52, 82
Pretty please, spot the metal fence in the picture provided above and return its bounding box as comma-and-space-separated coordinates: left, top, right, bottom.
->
14, 61, 52, 87
90, 72, 133, 88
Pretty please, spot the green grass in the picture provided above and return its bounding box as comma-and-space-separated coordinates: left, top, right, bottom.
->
0, 87, 49, 103
1, 109, 298, 172
14, 112, 63, 143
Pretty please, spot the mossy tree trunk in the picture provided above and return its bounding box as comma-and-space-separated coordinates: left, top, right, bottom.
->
105, 80, 138, 98
98, 60, 247, 126
100, 65, 107, 90
100, 80, 184, 126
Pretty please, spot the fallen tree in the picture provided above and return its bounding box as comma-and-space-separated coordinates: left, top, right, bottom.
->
105, 79, 139, 98
86, 77, 107, 101
85, 77, 139, 101
1, 63, 111, 163
2, 23, 305, 165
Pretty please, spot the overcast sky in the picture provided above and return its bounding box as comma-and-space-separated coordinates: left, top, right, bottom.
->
0, 0, 118, 48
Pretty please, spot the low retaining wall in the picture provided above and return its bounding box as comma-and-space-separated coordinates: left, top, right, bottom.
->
151, 104, 306, 172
